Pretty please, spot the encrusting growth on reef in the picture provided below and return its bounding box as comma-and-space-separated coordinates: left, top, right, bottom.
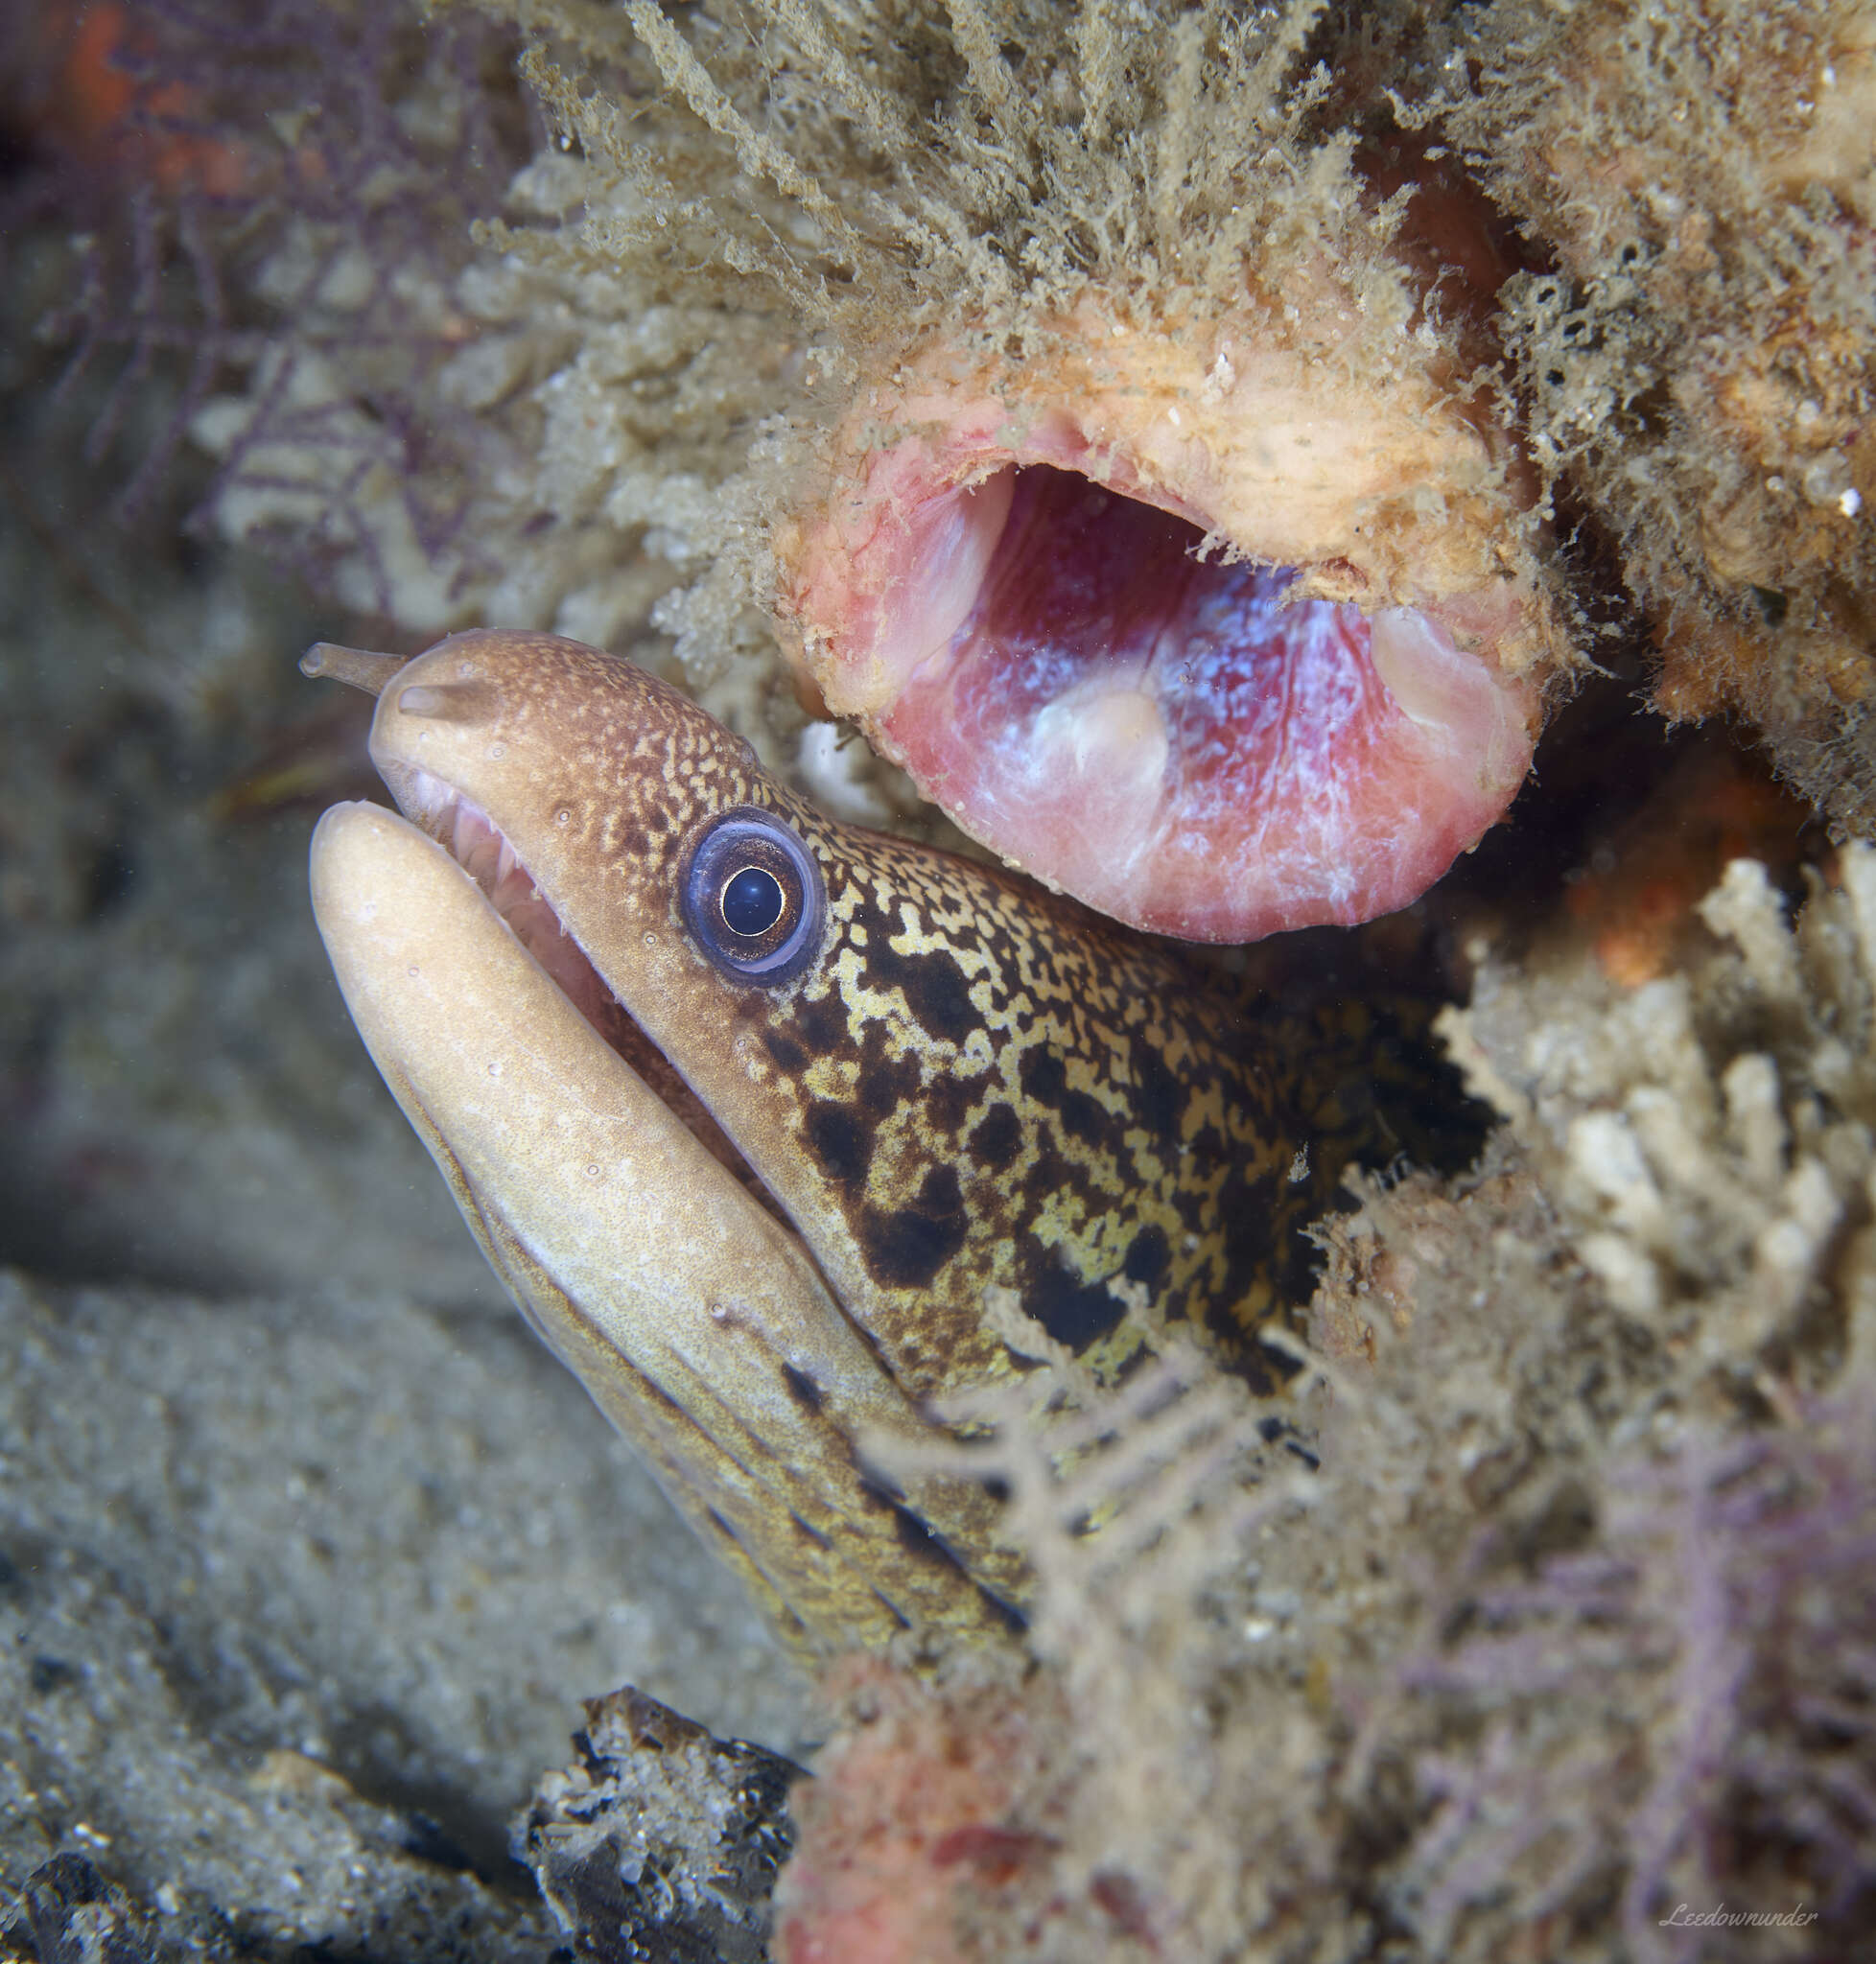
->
1434, 0, 1876, 836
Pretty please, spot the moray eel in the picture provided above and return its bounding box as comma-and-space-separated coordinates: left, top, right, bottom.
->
308, 629, 1451, 1655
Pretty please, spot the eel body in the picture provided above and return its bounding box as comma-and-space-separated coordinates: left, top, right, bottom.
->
308, 630, 1400, 1653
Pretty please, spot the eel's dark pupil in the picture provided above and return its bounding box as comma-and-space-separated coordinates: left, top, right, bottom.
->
721, 864, 786, 937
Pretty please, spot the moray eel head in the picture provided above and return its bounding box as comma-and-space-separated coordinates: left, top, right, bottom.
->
307, 630, 1347, 1653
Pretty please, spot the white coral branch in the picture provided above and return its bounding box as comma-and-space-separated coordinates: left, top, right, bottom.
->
1448, 847, 1876, 1380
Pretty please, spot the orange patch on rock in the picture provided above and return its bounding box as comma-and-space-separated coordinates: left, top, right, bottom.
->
774, 1657, 1063, 1964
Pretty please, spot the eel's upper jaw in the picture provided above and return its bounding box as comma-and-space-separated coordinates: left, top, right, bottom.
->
309, 798, 1021, 1655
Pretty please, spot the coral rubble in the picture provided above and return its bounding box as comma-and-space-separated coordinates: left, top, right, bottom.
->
518, 1686, 802, 1964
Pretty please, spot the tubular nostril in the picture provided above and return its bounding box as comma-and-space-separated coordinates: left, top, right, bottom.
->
300, 642, 409, 696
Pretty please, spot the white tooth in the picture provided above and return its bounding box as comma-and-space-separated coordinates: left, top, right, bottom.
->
496, 838, 518, 883
1369, 608, 1469, 732
401, 768, 449, 824
1032, 682, 1169, 789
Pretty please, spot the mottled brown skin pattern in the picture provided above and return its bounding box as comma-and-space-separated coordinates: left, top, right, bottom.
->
375, 633, 1361, 1411
760, 825, 1329, 1396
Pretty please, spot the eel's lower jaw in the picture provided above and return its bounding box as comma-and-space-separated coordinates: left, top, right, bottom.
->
776, 330, 1550, 944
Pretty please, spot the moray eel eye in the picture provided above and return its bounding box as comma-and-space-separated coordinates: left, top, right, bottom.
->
682, 807, 825, 985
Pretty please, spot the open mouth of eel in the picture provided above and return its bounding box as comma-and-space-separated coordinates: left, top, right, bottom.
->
775, 303, 1554, 944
